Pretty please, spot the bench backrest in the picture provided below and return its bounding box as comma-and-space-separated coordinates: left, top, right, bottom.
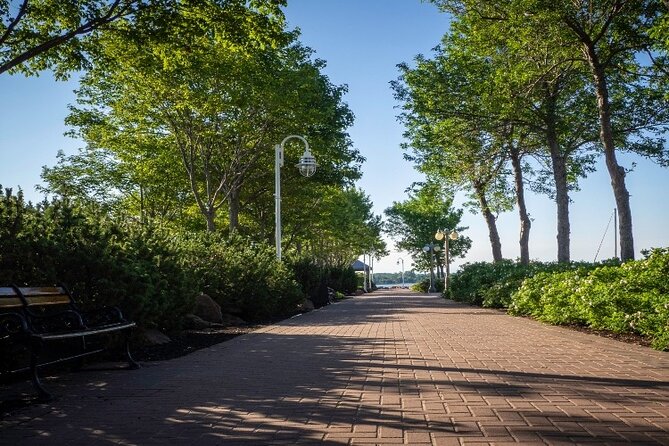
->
16, 287, 74, 307
0, 287, 22, 308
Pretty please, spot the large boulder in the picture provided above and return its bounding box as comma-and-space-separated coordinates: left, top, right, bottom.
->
297, 298, 315, 312
184, 313, 214, 329
140, 328, 171, 345
221, 314, 247, 327
194, 293, 223, 324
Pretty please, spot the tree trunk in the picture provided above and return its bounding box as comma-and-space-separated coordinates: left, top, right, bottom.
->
139, 184, 146, 225
475, 183, 503, 262
509, 144, 531, 265
205, 206, 216, 232
545, 95, 571, 263
228, 185, 240, 233
588, 56, 634, 260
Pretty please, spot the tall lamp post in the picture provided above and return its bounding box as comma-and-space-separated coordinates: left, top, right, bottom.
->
397, 257, 405, 288
275, 135, 317, 260
422, 243, 440, 293
435, 229, 458, 292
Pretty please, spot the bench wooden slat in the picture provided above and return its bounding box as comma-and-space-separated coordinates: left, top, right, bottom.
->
17, 287, 68, 296
0, 287, 18, 296
14, 287, 72, 306
23, 295, 72, 306
0, 297, 23, 308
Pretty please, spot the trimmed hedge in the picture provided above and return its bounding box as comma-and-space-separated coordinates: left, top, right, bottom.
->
411, 278, 444, 293
0, 190, 195, 332
174, 233, 303, 322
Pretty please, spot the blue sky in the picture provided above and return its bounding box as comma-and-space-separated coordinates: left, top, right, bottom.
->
1, 0, 667, 273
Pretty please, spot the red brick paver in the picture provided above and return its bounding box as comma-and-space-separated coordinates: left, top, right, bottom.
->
1, 290, 668, 445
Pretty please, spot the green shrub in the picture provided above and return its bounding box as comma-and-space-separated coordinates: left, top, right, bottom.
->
448, 253, 668, 350
411, 278, 444, 293
448, 260, 518, 305
509, 249, 669, 350
510, 269, 589, 325
327, 265, 358, 295
285, 255, 358, 306
175, 233, 303, 321
0, 189, 306, 330
0, 190, 195, 332
450, 260, 607, 308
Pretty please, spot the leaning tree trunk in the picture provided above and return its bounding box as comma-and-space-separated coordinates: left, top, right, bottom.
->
474, 183, 503, 262
588, 56, 634, 261
509, 144, 531, 265
565, 18, 636, 261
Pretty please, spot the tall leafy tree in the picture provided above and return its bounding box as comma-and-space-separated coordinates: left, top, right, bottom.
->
432, 0, 669, 261
63, 3, 360, 233
298, 186, 386, 266
41, 140, 192, 226
394, 44, 513, 262
554, 0, 667, 261
407, 8, 600, 264
384, 182, 471, 273
465, 10, 600, 263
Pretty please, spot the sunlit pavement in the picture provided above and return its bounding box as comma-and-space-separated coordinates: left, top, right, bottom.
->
1, 289, 668, 445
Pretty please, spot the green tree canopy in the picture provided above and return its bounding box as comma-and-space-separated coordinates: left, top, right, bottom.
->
50, 2, 362, 236
384, 182, 470, 273
0, 0, 287, 78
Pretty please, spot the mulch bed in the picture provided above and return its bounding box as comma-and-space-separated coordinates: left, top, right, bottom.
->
133, 325, 267, 362
560, 323, 654, 349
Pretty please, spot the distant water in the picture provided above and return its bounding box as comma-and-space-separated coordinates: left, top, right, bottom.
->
377, 282, 415, 288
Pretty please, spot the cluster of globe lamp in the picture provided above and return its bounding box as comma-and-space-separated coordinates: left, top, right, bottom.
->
425, 228, 459, 293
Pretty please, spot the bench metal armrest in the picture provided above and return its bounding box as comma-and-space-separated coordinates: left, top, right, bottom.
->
82, 305, 128, 328
0, 312, 29, 339
29, 309, 86, 334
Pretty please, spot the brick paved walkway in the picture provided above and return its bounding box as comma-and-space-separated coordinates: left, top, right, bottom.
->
1, 290, 668, 445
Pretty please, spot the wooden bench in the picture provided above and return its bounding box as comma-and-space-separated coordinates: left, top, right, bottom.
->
0, 285, 139, 401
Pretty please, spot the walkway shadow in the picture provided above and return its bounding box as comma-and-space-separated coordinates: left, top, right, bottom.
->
1, 293, 668, 445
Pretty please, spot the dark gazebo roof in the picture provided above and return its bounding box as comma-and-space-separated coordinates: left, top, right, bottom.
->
351, 259, 369, 272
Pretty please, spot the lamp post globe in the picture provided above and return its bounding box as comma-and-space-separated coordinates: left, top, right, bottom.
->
435, 229, 458, 293
423, 243, 437, 293
396, 257, 405, 288
297, 149, 317, 177
275, 135, 317, 260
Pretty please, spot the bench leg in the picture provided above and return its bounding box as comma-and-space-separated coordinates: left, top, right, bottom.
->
125, 332, 140, 370
29, 340, 52, 402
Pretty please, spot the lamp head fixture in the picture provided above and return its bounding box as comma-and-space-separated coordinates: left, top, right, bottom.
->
297, 148, 317, 177
435, 229, 459, 241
